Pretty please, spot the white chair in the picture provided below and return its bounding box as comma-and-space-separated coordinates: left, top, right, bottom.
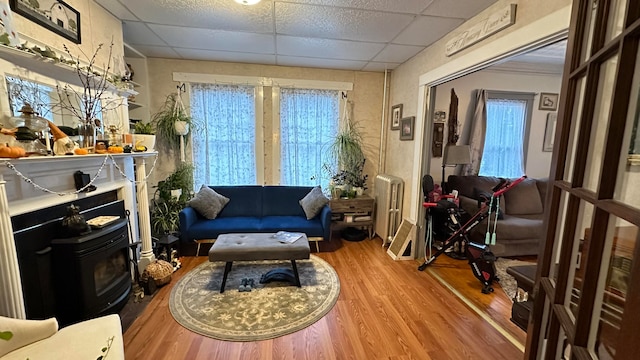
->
0, 314, 124, 360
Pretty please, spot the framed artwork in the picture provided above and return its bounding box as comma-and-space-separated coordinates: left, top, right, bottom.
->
539, 92, 559, 111
391, 104, 402, 130
543, 112, 557, 152
434, 110, 446, 122
400, 116, 415, 141
10, 0, 81, 44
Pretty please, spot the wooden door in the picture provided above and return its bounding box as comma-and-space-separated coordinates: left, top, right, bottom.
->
526, 0, 640, 359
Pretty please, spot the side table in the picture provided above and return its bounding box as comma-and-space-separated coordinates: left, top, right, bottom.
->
329, 195, 375, 239
155, 234, 179, 263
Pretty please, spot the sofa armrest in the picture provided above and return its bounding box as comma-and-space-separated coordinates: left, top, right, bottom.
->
179, 207, 199, 242
320, 205, 332, 241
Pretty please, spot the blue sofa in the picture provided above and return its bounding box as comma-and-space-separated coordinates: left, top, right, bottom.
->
179, 186, 331, 254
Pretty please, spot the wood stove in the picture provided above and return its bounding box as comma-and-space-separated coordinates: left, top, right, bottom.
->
52, 218, 131, 325
12, 193, 131, 325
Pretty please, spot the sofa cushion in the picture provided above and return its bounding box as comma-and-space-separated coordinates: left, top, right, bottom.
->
504, 178, 543, 215
188, 216, 262, 239
262, 186, 311, 217
261, 216, 326, 238
447, 175, 501, 198
299, 186, 329, 220
213, 186, 263, 217
188, 185, 230, 219
0, 316, 58, 357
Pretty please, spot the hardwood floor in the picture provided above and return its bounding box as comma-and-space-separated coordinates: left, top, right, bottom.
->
123, 238, 524, 359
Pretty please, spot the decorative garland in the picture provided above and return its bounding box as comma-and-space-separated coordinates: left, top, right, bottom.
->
2, 154, 158, 196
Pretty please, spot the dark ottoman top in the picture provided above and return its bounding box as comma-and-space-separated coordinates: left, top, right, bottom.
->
209, 233, 310, 262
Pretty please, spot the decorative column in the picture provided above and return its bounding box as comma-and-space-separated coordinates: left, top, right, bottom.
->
0, 174, 26, 318
135, 157, 156, 272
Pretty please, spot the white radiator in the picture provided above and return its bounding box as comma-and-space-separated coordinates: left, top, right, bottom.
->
374, 174, 404, 246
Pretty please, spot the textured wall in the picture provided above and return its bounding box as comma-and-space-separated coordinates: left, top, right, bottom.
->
146, 59, 385, 188
386, 0, 571, 220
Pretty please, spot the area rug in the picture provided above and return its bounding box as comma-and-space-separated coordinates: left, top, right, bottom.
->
169, 255, 340, 341
495, 258, 536, 300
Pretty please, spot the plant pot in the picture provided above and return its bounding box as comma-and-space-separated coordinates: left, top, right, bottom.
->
134, 134, 155, 151
174, 121, 189, 136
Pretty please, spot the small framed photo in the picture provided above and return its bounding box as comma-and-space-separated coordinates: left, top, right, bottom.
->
10, 0, 81, 44
539, 92, 559, 111
399, 116, 415, 141
434, 110, 446, 122
391, 104, 403, 130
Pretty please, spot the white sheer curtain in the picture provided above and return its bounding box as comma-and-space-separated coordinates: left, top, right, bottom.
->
190, 83, 256, 186
280, 88, 339, 189
479, 98, 527, 178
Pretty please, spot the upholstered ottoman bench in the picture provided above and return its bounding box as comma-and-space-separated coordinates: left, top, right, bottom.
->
209, 233, 310, 293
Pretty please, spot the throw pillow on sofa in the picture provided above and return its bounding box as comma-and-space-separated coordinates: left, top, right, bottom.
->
299, 186, 329, 220
503, 178, 543, 215
188, 185, 230, 219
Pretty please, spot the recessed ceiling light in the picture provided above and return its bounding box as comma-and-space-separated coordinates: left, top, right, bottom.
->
234, 0, 261, 5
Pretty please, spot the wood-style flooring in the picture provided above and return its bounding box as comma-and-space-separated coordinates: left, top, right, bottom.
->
123, 238, 525, 359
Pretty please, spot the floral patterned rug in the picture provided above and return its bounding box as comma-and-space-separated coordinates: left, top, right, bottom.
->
169, 255, 340, 341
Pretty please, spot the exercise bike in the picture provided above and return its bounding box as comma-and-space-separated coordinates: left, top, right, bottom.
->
418, 175, 527, 293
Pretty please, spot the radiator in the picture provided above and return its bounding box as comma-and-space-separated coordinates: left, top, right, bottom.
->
374, 174, 404, 246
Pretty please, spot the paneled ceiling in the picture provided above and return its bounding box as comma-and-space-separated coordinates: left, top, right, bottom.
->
95, 0, 499, 72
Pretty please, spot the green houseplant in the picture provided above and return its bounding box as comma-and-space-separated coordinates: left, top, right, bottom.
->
151, 162, 194, 236
152, 93, 194, 153
328, 102, 367, 197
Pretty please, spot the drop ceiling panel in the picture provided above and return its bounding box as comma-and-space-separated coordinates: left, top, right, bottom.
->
275, 2, 414, 42
177, 49, 277, 65
277, 55, 367, 70
149, 25, 275, 54
423, 0, 496, 18
94, 0, 138, 21
123, 21, 167, 46
276, 36, 384, 60
372, 44, 424, 63
128, 45, 182, 59
122, 0, 273, 33
393, 15, 464, 46
361, 61, 401, 72
280, 0, 434, 14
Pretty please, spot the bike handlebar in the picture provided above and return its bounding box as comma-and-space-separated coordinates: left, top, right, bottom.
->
493, 175, 527, 197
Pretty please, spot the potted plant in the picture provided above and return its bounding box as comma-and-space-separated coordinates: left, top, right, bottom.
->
328, 102, 367, 196
150, 162, 194, 236
133, 121, 155, 152
152, 93, 194, 154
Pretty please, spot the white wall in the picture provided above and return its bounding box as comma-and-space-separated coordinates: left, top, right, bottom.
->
433, 69, 562, 183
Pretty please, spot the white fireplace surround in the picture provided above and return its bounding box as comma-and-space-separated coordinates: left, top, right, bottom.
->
0, 153, 156, 319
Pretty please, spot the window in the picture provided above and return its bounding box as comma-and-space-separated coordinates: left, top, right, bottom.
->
190, 83, 257, 186
5, 77, 54, 121
479, 92, 534, 178
279, 88, 339, 189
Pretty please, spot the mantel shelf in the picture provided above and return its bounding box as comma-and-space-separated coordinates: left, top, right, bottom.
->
0, 44, 137, 97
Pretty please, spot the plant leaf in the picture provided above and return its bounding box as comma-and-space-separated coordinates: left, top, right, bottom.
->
0, 331, 13, 341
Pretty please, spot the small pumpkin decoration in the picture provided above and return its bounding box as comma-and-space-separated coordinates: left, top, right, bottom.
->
0, 144, 26, 158
107, 145, 124, 154
74, 148, 89, 155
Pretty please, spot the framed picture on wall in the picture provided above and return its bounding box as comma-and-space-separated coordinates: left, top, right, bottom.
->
539, 92, 559, 111
10, 0, 81, 44
400, 116, 415, 141
391, 104, 402, 130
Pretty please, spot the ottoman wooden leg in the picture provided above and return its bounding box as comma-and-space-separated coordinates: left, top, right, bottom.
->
220, 261, 233, 293
291, 260, 301, 287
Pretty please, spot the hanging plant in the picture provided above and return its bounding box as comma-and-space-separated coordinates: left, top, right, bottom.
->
329, 101, 366, 188
152, 92, 194, 153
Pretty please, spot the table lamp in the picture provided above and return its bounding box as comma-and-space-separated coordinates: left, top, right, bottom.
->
442, 144, 471, 191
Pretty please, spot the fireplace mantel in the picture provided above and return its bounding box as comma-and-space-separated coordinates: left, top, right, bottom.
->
0, 152, 157, 318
